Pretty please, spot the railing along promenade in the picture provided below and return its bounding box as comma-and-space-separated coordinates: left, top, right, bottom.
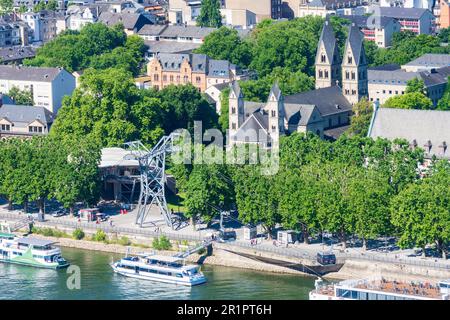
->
1, 212, 449, 271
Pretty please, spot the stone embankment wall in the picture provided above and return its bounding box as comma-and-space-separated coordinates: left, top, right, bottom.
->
13, 222, 450, 281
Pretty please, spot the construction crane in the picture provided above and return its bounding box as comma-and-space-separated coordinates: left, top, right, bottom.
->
124, 132, 181, 229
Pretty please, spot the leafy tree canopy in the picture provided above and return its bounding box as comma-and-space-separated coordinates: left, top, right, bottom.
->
383, 92, 433, 110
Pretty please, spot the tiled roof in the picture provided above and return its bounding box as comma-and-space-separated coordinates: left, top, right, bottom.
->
344, 23, 366, 66
0, 46, 36, 63
285, 86, 352, 117
368, 108, 450, 159
403, 54, 450, 69
155, 53, 232, 77
99, 12, 153, 30
0, 65, 64, 82
145, 40, 201, 54
340, 15, 397, 29
378, 7, 432, 19
316, 20, 340, 66
0, 104, 54, 126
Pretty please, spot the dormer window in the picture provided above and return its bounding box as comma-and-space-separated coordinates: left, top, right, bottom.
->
29, 126, 43, 133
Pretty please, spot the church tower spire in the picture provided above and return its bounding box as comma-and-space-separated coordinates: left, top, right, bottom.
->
315, 19, 341, 89
341, 23, 368, 104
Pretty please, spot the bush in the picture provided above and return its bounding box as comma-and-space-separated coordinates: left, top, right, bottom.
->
152, 235, 172, 251
118, 236, 131, 246
92, 229, 107, 242
41, 227, 56, 237
72, 228, 85, 240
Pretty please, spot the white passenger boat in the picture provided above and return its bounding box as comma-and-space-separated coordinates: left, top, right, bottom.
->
111, 253, 207, 286
309, 277, 450, 300
0, 232, 69, 269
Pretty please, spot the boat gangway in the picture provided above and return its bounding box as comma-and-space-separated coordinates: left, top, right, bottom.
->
0, 216, 33, 233
174, 239, 215, 259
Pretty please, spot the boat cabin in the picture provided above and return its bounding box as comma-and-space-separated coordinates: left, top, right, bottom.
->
17, 238, 56, 251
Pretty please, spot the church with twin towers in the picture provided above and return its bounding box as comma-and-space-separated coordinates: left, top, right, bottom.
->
228, 20, 368, 149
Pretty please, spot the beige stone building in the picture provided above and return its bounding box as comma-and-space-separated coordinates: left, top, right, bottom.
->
138, 53, 239, 92
298, 0, 366, 18
224, 0, 283, 21
368, 65, 450, 106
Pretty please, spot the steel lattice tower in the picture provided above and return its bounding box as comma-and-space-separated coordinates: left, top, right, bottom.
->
124, 133, 181, 229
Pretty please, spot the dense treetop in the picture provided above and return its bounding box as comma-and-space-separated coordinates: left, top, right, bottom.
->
24, 23, 146, 76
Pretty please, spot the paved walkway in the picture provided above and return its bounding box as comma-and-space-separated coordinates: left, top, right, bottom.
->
1, 204, 449, 271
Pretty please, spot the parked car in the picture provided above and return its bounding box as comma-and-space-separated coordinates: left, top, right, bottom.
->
52, 210, 67, 218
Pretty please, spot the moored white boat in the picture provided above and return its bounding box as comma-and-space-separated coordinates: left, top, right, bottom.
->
309, 277, 450, 300
111, 253, 207, 286
0, 232, 69, 269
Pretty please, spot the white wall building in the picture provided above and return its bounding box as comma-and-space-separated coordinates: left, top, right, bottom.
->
0, 66, 76, 114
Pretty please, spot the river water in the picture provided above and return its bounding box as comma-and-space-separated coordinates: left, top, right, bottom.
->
0, 247, 314, 300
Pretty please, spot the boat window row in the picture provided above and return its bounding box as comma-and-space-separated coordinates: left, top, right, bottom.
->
336, 288, 415, 300
119, 264, 184, 278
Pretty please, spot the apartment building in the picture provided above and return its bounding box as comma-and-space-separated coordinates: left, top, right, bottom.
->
0, 103, 54, 138
224, 0, 283, 21
0, 65, 76, 114
21, 10, 66, 43
298, 0, 367, 18
368, 65, 450, 105
434, 0, 450, 30
341, 15, 401, 48
137, 53, 240, 92
168, 0, 203, 25
0, 19, 31, 47
378, 7, 435, 35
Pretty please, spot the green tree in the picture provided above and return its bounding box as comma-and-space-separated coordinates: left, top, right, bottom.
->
25, 23, 126, 72
33, 0, 46, 12
218, 87, 230, 132
391, 161, 450, 258
194, 27, 252, 67
7, 86, 34, 105
233, 164, 279, 239
46, 0, 58, 10
437, 78, 450, 110
405, 78, 426, 94
51, 137, 101, 215
177, 147, 234, 227
197, 0, 222, 28
277, 164, 321, 244
347, 97, 373, 136
0, 0, 13, 14
383, 92, 433, 110
347, 167, 393, 249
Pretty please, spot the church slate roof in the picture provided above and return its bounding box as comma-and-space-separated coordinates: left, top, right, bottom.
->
316, 20, 340, 65
368, 108, 450, 160
343, 24, 366, 66
284, 86, 352, 117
